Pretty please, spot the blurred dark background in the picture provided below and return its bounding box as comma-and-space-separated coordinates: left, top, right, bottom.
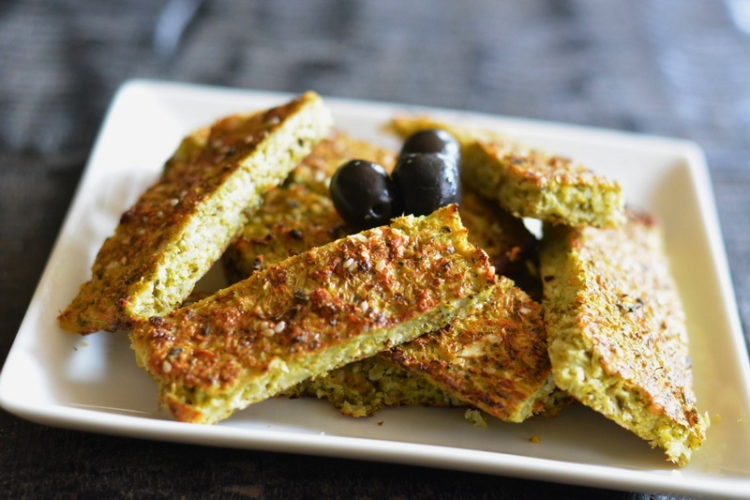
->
1, 0, 748, 498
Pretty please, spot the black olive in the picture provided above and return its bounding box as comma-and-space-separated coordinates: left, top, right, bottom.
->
400, 129, 460, 160
391, 153, 460, 216
330, 160, 398, 231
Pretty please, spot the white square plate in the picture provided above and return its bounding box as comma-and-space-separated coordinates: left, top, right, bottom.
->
2, 80, 749, 498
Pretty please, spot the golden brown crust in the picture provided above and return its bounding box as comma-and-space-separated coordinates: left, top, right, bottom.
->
386, 277, 554, 422
287, 129, 396, 195
222, 184, 347, 283
219, 132, 548, 421
541, 210, 708, 464
130, 205, 496, 424
59, 92, 331, 334
390, 115, 625, 228
223, 140, 537, 290
221, 130, 395, 283
223, 184, 539, 290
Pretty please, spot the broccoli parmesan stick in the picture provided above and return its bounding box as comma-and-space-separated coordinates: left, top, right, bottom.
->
59, 92, 332, 333
130, 205, 496, 424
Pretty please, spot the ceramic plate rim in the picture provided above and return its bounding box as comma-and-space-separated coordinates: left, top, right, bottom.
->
2, 79, 749, 498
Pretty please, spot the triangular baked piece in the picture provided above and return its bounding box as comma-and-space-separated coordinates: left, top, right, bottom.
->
59, 92, 332, 333
296, 278, 567, 422
223, 131, 557, 421
390, 116, 624, 228
130, 205, 496, 424
385, 277, 554, 422
540, 211, 709, 465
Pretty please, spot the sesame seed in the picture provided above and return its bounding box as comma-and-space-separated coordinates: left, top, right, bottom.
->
168, 198, 179, 206
274, 321, 286, 333
162, 361, 172, 373
262, 328, 275, 337
519, 307, 531, 314
343, 258, 357, 271
359, 301, 369, 312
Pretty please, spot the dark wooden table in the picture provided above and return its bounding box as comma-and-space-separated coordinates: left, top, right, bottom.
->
2, 1, 748, 498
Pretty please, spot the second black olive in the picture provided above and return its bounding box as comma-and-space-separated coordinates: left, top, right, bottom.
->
391, 153, 460, 216
330, 160, 398, 231
400, 129, 460, 160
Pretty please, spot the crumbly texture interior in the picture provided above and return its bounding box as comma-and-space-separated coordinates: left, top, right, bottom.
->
59, 92, 332, 333
222, 183, 347, 283
464, 408, 488, 428
220, 131, 553, 420
537, 388, 574, 418
221, 130, 393, 282
464, 142, 624, 227
285, 353, 465, 417
130, 205, 496, 424
222, 133, 539, 294
390, 116, 625, 228
540, 212, 708, 466
387, 277, 555, 423
222, 182, 538, 294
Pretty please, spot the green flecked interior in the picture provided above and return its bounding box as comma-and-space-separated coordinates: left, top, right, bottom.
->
507, 374, 557, 423
287, 355, 464, 417
127, 98, 332, 319
463, 144, 625, 228
158, 287, 494, 425
541, 231, 707, 466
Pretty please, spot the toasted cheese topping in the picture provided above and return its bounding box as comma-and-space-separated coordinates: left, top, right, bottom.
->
130, 205, 496, 424
222, 183, 347, 283
541, 210, 709, 465
223, 183, 537, 289
221, 130, 392, 282
387, 277, 555, 422
224, 130, 538, 284
59, 92, 332, 334
222, 131, 551, 420
390, 116, 624, 228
